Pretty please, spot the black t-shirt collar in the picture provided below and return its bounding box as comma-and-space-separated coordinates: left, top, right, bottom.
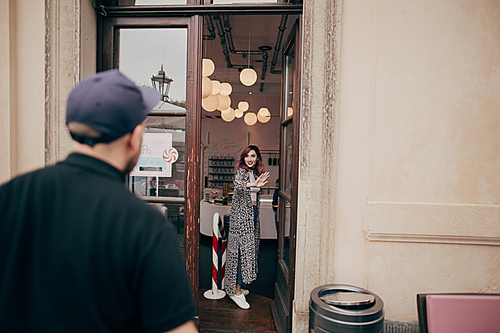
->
63, 153, 127, 183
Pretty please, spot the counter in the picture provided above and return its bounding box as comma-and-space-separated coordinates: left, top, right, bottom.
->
200, 195, 278, 239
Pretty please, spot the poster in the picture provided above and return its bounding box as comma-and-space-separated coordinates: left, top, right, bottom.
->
130, 133, 178, 177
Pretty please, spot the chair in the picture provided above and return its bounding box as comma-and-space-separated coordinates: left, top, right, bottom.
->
417, 293, 500, 333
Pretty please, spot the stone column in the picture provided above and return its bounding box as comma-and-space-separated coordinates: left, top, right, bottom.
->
293, 0, 342, 331
0, 0, 16, 184
0, 0, 45, 181
45, 0, 96, 165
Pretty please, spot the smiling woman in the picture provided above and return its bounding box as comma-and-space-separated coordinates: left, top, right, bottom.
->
225, 145, 270, 309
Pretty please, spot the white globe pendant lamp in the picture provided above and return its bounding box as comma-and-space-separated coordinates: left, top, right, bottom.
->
202, 94, 219, 112
216, 95, 231, 111
219, 82, 233, 96
211, 80, 221, 95
221, 107, 235, 122
202, 58, 215, 77
238, 101, 249, 112
244, 112, 257, 126
257, 107, 271, 123
234, 109, 243, 118
202, 77, 213, 99
257, 113, 271, 123
258, 107, 269, 117
240, 68, 257, 87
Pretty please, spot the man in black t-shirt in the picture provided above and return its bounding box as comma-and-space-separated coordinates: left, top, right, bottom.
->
0, 70, 197, 333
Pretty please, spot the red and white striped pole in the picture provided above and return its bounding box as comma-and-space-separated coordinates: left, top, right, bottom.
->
221, 229, 227, 290
219, 215, 228, 290
203, 212, 226, 299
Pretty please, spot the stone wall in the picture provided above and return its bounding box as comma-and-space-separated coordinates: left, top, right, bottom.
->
0, 0, 95, 183
294, 0, 500, 329
0, 0, 46, 183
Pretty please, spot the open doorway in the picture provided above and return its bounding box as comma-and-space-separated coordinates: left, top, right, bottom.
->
97, 5, 301, 331
198, 13, 298, 300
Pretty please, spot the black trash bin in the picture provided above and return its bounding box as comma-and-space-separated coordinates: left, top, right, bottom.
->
309, 284, 384, 333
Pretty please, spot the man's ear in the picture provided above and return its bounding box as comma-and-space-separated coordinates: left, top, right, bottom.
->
129, 124, 145, 151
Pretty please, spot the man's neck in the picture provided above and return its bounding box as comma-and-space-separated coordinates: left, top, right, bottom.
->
71, 142, 126, 172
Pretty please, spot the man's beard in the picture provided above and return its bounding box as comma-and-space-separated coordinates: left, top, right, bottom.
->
123, 149, 141, 175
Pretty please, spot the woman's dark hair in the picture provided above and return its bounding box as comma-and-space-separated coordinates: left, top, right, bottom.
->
236, 145, 264, 176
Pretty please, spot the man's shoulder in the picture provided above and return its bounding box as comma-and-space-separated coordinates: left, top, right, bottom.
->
0, 164, 57, 192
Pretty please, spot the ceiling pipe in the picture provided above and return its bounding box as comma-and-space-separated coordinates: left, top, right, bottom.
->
270, 14, 288, 75
209, 14, 289, 91
212, 14, 249, 70
221, 15, 269, 82
220, 14, 288, 76
203, 15, 216, 41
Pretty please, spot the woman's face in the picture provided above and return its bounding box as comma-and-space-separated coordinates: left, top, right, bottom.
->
244, 150, 258, 169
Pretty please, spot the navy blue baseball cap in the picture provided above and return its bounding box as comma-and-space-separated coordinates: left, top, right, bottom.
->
66, 69, 161, 146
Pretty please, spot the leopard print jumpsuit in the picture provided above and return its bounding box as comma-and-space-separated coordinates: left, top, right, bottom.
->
225, 168, 261, 296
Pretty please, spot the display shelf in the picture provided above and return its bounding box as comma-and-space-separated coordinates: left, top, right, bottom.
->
208, 156, 234, 188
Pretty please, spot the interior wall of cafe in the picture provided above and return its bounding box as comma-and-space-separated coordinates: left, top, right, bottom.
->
294, 0, 500, 329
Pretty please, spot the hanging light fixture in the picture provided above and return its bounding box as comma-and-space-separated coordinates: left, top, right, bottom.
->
240, 68, 257, 87
221, 107, 235, 122
258, 114, 270, 123
240, 16, 257, 87
234, 109, 243, 118
211, 80, 221, 95
202, 58, 215, 77
151, 65, 173, 102
244, 112, 257, 126
258, 107, 269, 117
216, 95, 231, 111
257, 107, 271, 123
202, 94, 219, 112
202, 77, 213, 99
219, 82, 232, 96
238, 101, 249, 112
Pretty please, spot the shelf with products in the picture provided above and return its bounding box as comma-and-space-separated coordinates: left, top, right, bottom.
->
208, 156, 234, 188
208, 157, 234, 166
208, 174, 233, 181
208, 180, 233, 188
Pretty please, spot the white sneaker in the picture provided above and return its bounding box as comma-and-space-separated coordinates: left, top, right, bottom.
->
230, 294, 250, 309
241, 289, 249, 296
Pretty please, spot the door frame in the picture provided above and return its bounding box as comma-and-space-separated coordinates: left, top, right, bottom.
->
271, 18, 301, 333
97, 14, 203, 304
96, 4, 303, 320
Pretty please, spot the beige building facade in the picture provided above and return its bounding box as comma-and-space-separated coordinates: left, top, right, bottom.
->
1, 0, 499, 331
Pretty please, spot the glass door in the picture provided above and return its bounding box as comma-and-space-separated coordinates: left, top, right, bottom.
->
98, 15, 203, 303
121, 27, 188, 253
271, 18, 300, 333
